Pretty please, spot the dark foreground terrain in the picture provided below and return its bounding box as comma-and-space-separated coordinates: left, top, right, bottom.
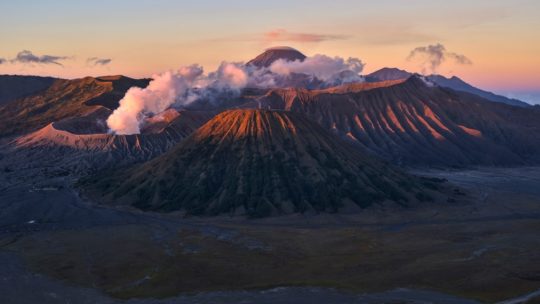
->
0, 167, 539, 303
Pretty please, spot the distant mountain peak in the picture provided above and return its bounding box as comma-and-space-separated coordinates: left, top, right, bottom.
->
365, 67, 412, 82
364, 68, 530, 107
265, 46, 300, 51
247, 46, 306, 68
377, 67, 409, 73
426, 74, 530, 107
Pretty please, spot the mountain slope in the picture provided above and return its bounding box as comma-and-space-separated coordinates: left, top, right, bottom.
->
426, 74, 530, 107
366, 67, 530, 107
0, 75, 149, 138
247, 46, 306, 68
81, 110, 435, 217
243, 76, 540, 166
0, 75, 58, 106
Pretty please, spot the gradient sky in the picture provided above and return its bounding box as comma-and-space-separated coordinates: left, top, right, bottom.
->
1, 0, 539, 103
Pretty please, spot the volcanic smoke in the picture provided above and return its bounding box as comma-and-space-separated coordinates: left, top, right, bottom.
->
107, 50, 365, 135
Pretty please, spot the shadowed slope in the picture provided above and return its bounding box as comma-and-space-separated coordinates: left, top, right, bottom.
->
82, 110, 433, 217
0, 75, 58, 106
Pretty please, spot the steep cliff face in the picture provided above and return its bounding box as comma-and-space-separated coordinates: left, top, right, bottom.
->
82, 110, 433, 217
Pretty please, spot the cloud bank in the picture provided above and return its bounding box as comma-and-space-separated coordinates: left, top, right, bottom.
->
107, 53, 365, 135
1, 51, 112, 68
11, 50, 69, 66
87, 57, 112, 66
407, 43, 472, 74
263, 29, 347, 43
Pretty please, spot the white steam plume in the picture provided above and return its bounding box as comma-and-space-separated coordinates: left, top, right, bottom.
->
269, 54, 364, 84
107, 62, 246, 134
107, 54, 365, 135
407, 43, 472, 74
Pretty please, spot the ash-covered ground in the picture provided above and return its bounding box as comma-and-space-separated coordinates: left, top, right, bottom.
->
1, 166, 540, 303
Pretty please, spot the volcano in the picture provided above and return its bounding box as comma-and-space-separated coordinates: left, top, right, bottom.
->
9, 108, 214, 174
247, 46, 306, 68
81, 110, 436, 217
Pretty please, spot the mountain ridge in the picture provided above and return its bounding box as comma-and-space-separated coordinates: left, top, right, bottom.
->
365, 67, 530, 107
238, 76, 540, 166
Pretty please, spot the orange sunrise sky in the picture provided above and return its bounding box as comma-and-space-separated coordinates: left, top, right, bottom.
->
1, 0, 539, 103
